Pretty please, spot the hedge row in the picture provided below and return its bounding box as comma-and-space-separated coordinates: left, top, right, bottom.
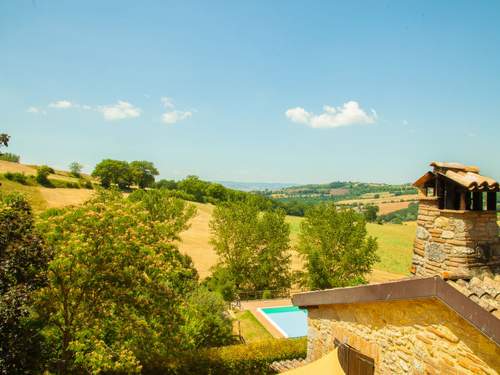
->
144, 338, 307, 375
2, 172, 93, 189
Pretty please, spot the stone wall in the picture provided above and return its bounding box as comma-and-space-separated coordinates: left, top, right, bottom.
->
307, 299, 500, 374
412, 197, 500, 278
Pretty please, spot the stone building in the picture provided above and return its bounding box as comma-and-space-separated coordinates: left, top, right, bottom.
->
292, 162, 500, 374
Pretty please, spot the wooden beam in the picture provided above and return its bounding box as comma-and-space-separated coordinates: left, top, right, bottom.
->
459, 191, 466, 210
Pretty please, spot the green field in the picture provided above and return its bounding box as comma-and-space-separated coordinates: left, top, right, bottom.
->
285, 216, 415, 275
234, 310, 272, 342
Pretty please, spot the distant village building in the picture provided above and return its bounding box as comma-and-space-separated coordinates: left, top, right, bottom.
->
291, 162, 500, 374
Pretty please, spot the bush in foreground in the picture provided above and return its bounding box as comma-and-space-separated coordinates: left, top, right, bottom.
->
146, 338, 307, 375
0, 194, 51, 374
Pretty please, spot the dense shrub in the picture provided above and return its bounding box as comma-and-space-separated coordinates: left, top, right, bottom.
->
146, 338, 307, 375
36, 165, 52, 187
0, 193, 51, 374
0, 153, 20, 163
3, 172, 29, 185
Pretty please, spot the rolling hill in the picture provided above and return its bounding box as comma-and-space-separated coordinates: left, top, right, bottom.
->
1, 160, 414, 283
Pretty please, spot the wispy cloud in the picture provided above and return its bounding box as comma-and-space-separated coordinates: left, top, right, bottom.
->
161, 97, 175, 109
49, 100, 75, 109
98, 101, 141, 121
161, 96, 192, 125
162, 110, 192, 124
285, 101, 377, 129
27, 106, 46, 115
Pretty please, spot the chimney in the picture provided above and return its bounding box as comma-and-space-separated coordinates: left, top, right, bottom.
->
411, 162, 499, 279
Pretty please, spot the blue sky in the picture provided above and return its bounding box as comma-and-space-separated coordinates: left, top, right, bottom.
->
1, 1, 499, 184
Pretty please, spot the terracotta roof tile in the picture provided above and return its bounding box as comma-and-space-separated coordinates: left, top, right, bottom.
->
447, 275, 500, 317
413, 161, 499, 192
270, 359, 306, 373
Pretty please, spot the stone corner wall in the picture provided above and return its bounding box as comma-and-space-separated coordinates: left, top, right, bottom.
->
306, 300, 500, 374
412, 198, 500, 278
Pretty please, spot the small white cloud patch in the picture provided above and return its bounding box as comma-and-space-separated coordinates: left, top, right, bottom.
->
49, 100, 74, 109
27, 106, 46, 114
99, 101, 141, 121
161, 97, 175, 109
285, 101, 376, 129
160, 96, 192, 124
162, 110, 192, 124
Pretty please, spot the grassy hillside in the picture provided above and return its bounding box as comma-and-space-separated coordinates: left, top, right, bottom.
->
0, 160, 95, 212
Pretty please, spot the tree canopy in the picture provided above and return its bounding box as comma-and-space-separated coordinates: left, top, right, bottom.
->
36, 189, 233, 373
92, 159, 133, 189
130, 160, 159, 188
208, 201, 291, 299
0, 133, 9, 154
69, 162, 83, 177
297, 203, 379, 289
92, 159, 159, 189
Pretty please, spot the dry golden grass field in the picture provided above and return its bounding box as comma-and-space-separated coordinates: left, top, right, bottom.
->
0, 160, 92, 183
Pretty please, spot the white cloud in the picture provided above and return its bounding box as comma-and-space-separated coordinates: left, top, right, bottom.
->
49, 100, 74, 109
285, 107, 311, 124
161, 96, 175, 109
160, 96, 193, 124
285, 101, 376, 129
162, 110, 192, 124
99, 101, 141, 121
27, 106, 46, 114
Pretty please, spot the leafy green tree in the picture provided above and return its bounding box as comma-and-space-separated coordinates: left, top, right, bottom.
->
155, 179, 178, 190
297, 203, 378, 290
178, 175, 209, 202
0, 194, 51, 374
92, 159, 132, 189
180, 287, 234, 349
130, 160, 159, 188
363, 204, 379, 222
37, 189, 198, 373
209, 201, 291, 298
69, 162, 83, 177
0, 133, 9, 154
206, 183, 227, 202
36, 165, 52, 186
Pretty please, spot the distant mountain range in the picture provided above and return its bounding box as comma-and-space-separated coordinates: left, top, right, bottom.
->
216, 180, 298, 192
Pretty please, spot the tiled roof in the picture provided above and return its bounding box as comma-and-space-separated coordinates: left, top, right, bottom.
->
270, 359, 306, 373
414, 161, 499, 192
447, 275, 500, 319
430, 161, 479, 173
437, 169, 499, 192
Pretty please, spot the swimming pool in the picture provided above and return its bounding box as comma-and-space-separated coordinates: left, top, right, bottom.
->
258, 305, 308, 338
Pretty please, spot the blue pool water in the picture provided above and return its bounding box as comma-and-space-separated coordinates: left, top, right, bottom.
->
259, 306, 308, 338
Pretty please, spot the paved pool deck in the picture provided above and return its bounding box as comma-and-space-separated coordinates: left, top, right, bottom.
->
240, 298, 292, 338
